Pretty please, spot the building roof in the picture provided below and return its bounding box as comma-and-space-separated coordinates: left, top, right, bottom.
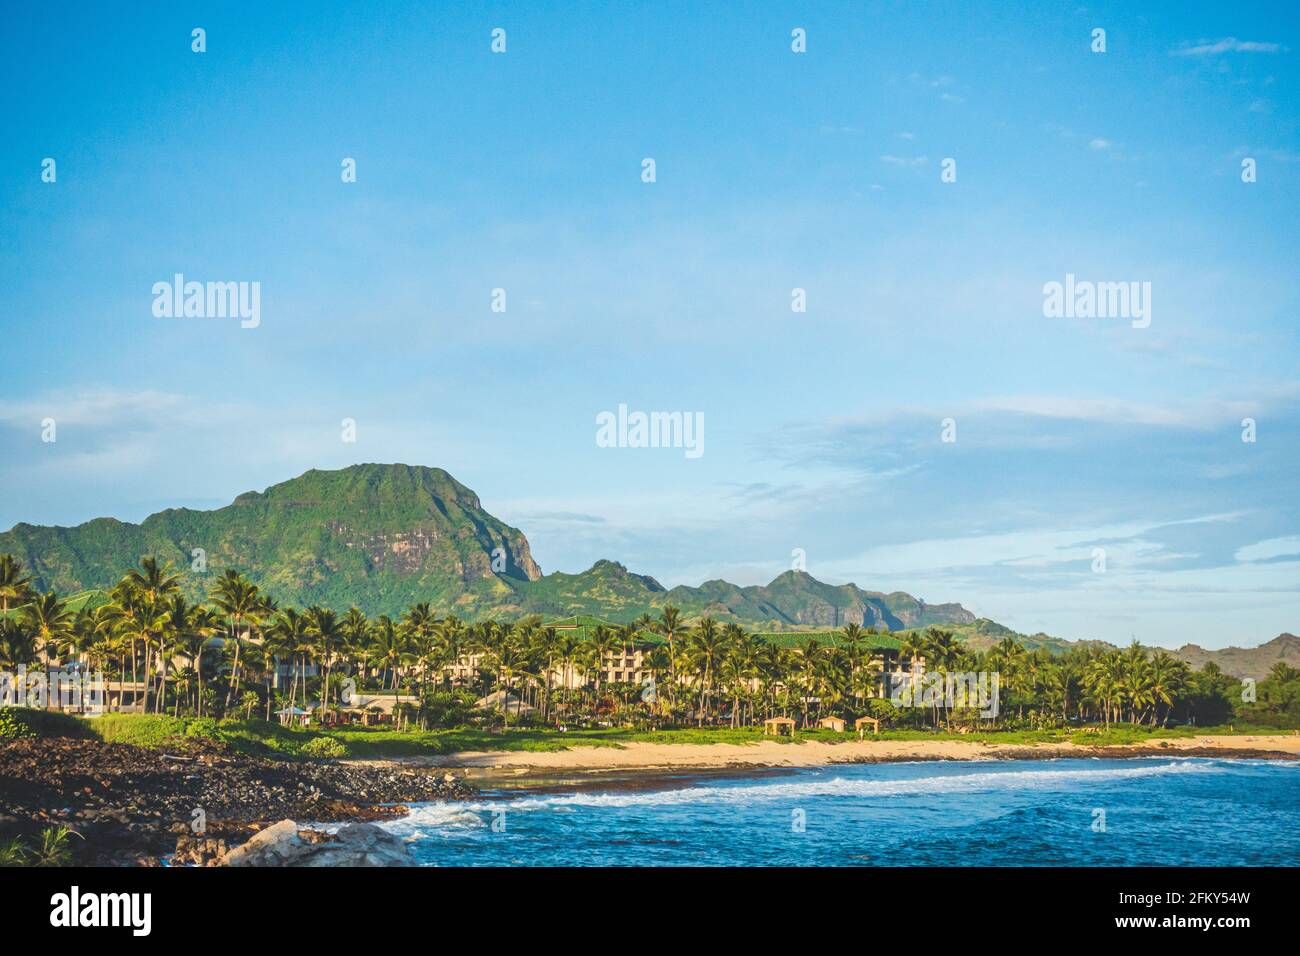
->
542, 615, 664, 646
754, 630, 902, 651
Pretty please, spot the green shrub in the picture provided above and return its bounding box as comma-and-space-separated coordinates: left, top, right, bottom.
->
0, 827, 80, 867
183, 717, 222, 739
91, 714, 199, 747
300, 736, 347, 758
0, 709, 36, 739
0, 708, 93, 740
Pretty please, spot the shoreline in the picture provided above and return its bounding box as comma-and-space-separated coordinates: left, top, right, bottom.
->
0, 737, 470, 866
6, 733, 1297, 864
352, 734, 1300, 788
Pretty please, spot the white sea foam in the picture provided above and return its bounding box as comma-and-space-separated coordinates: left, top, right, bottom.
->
383, 759, 1232, 834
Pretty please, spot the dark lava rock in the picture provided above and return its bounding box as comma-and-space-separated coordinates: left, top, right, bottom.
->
0, 737, 472, 865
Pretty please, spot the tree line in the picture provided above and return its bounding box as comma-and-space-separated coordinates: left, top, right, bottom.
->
1, 554, 1296, 731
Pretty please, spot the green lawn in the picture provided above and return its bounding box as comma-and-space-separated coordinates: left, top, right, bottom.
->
28, 712, 1282, 759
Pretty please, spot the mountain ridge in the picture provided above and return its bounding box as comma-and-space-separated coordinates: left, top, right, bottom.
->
0, 463, 974, 630
1, 464, 1293, 676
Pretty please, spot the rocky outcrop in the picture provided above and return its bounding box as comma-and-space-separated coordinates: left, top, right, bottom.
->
0, 736, 471, 865
219, 819, 412, 867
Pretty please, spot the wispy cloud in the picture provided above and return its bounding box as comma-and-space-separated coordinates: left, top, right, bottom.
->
968, 395, 1254, 428
1170, 37, 1284, 57
880, 154, 929, 167
0, 388, 245, 429
1235, 536, 1300, 563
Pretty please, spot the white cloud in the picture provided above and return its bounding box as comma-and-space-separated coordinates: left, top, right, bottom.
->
1170, 37, 1284, 56
968, 395, 1248, 428
1235, 536, 1300, 563
0, 388, 245, 429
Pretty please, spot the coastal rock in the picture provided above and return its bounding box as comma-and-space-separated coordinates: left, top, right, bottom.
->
219, 819, 413, 867
0, 737, 472, 864
172, 835, 229, 866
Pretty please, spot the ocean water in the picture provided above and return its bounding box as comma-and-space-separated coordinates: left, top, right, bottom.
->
380, 758, 1300, 866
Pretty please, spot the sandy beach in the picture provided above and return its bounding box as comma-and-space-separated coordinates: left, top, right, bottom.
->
366, 734, 1300, 779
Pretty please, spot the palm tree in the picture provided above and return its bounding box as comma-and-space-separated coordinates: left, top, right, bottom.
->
401, 602, 438, 647
436, 616, 467, 691
554, 633, 585, 721
121, 558, 181, 712
67, 606, 105, 668
168, 597, 205, 714
654, 605, 684, 706
898, 631, 928, 687
531, 626, 563, 722
0, 618, 39, 671
235, 641, 266, 719
1147, 652, 1188, 727
719, 628, 759, 727
989, 636, 1027, 718
337, 607, 370, 695
925, 628, 961, 728
0, 554, 33, 615
22, 591, 75, 704
838, 623, 868, 709
190, 606, 221, 715
267, 608, 311, 716
687, 617, 725, 726
492, 636, 532, 729
210, 570, 262, 712
306, 606, 342, 719
1118, 641, 1149, 723
172, 667, 196, 716
589, 626, 621, 703
402, 602, 445, 709
263, 612, 297, 719
369, 615, 410, 691
1085, 653, 1123, 728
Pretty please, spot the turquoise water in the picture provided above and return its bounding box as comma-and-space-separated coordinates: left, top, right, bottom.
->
381, 758, 1300, 866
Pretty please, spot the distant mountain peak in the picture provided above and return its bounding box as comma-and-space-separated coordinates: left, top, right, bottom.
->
1, 463, 970, 629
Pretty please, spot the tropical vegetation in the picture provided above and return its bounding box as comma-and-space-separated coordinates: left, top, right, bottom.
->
2, 554, 1296, 735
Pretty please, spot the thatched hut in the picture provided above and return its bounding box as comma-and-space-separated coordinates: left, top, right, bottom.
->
763, 716, 796, 736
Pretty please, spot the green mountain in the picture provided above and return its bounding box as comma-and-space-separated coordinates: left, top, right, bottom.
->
0, 463, 979, 628
660, 570, 975, 630
0, 464, 541, 616
949, 618, 1114, 655
511, 562, 975, 629
3, 464, 1291, 668
1168, 633, 1300, 680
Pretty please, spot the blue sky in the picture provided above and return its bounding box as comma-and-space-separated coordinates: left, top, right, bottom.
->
2, 1, 1297, 648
